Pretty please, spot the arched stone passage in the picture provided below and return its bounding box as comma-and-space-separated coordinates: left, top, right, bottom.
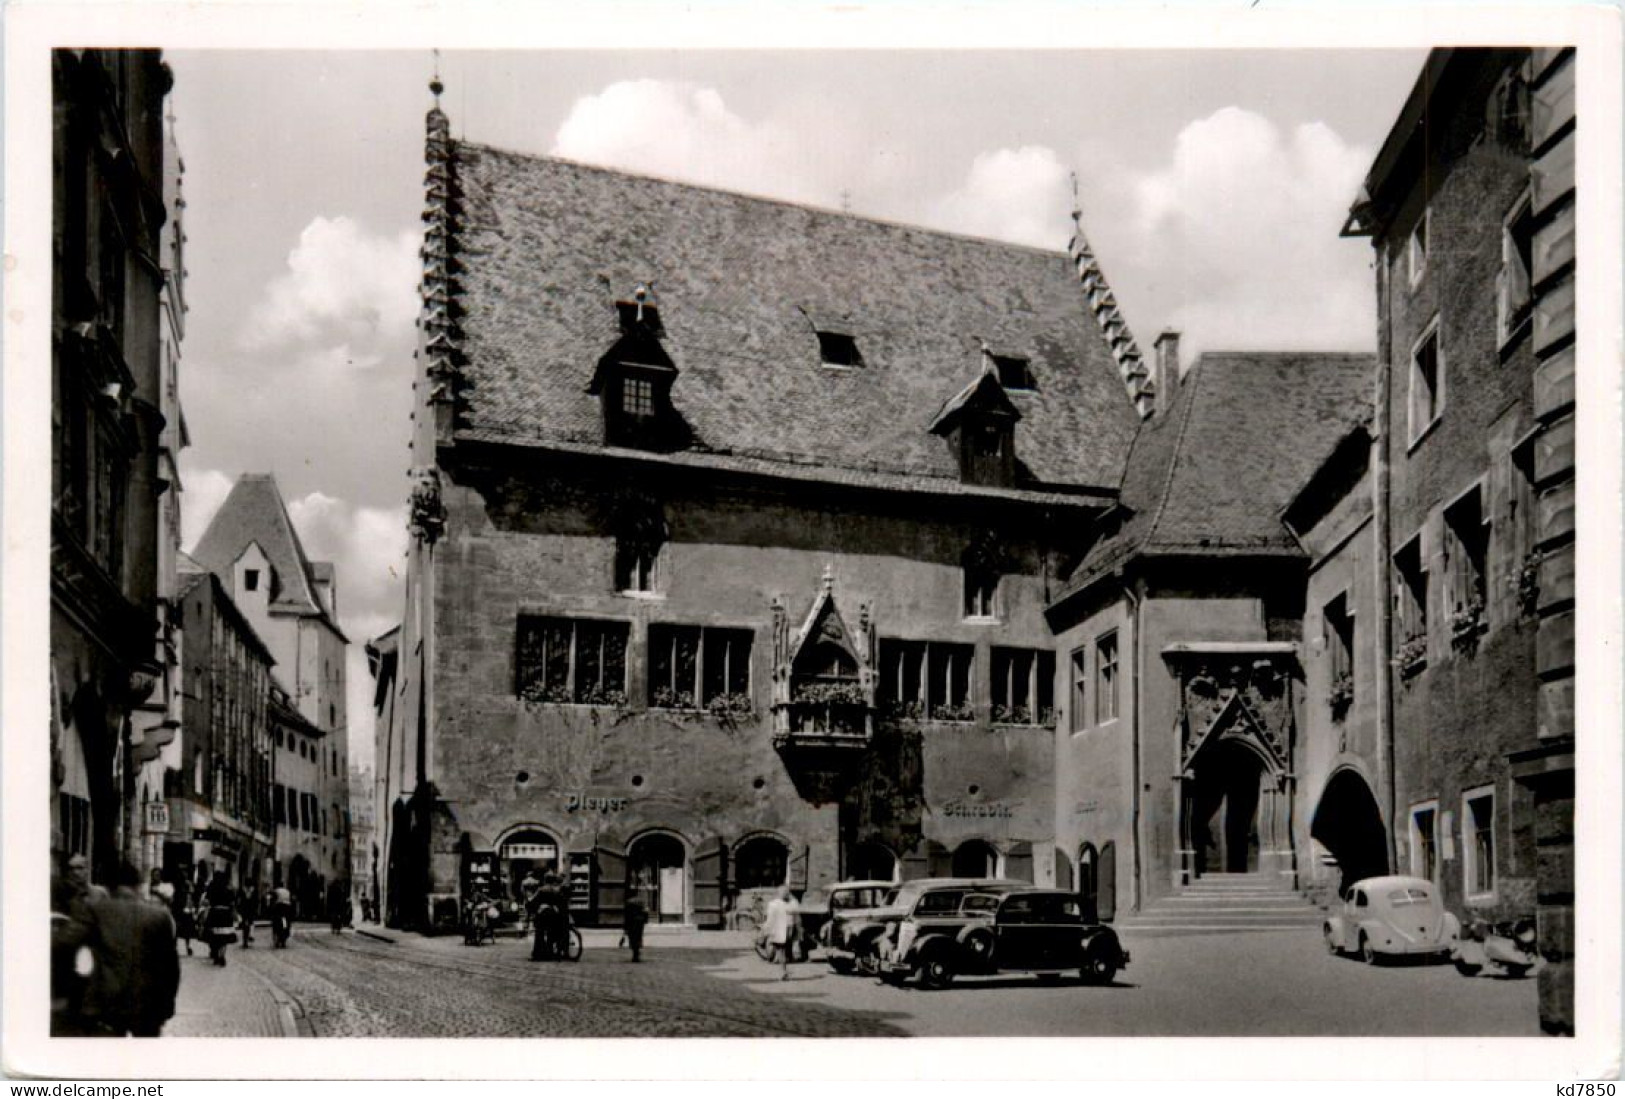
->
1189, 739, 1267, 875
1311, 768, 1389, 895
951, 839, 999, 878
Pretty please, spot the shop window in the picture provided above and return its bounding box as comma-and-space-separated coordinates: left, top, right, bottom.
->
1070, 647, 1088, 733
990, 647, 1055, 725
1462, 787, 1496, 898
516, 615, 629, 706
816, 331, 863, 369
951, 840, 999, 878
1094, 631, 1119, 724
648, 624, 752, 711
1408, 320, 1443, 445
1498, 192, 1535, 347
877, 639, 974, 722
58, 793, 91, 858
1393, 535, 1428, 667
734, 836, 789, 889
1444, 487, 1489, 639
1408, 802, 1438, 883
1407, 209, 1429, 287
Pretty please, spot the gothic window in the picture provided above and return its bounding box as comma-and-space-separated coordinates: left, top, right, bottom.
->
990, 647, 1055, 725
516, 616, 629, 706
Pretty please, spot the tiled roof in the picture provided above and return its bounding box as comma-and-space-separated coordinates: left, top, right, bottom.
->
444, 146, 1139, 494
190, 473, 327, 621
1062, 351, 1375, 597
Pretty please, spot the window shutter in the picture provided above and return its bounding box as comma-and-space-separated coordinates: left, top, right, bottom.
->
593, 844, 627, 928
1005, 841, 1034, 883
691, 837, 727, 929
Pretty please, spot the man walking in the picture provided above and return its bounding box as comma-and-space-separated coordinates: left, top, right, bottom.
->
763, 886, 800, 982
529, 872, 566, 961
623, 894, 648, 963
80, 861, 181, 1037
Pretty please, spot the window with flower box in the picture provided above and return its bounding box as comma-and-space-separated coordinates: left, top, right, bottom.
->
876, 639, 974, 722
1324, 594, 1354, 716
516, 615, 629, 706
1444, 487, 1488, 647
647, 624, 752, 714
1392, 535, 1428, 674
990, 647, 1055, 725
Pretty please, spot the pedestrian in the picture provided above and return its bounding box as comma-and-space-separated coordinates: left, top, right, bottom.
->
519, 869, 541, 932
328, 881, 349, 934
203, 874, 236, 967
170, 877, 195, 956
80, 861, 181, 1037
529, 872, 566, 961
50, 866, 94, 1036
270, 884, 294, 948
237, 884, 258, 946
763, 886, 800, 981
623, 894, 648, 963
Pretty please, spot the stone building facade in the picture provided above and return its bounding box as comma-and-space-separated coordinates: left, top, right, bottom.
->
50, 49, 178, 882
269, 685, 332, 916
1340, 46, 1574, 1032
375, 92, 1142, 930
191, 473, 353, 898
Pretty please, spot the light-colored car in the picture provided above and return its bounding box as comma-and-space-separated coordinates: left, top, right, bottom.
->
815, 880, 902, 973
1323, 875, 1461, 964
839, 877, 1032, 976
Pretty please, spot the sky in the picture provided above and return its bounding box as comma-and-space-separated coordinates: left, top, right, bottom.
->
164, 48, 1426, 772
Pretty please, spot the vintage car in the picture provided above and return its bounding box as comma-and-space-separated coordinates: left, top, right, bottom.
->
879, 886, 1128, 989
1323, 875, 1461, 964
838, 877, 1033, 976
812, 880, 902, 973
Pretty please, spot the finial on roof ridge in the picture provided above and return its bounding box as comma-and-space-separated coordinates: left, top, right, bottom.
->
430, 49, 443, 103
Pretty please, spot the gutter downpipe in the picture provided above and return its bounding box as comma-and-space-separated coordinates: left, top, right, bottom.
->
1122, 567, 1144, 913
1372, 246, 1399, 874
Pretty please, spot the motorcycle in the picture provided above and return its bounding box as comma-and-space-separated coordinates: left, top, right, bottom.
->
1452, 915, 1538, 978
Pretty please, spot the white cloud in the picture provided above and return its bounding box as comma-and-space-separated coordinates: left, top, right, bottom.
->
1084, 108, 1375, 358
286, 491, 409, 621
242, 216, 419, 354
551, 80, 829, 206
925, 146, 1075, 251
179, 466, 234, 554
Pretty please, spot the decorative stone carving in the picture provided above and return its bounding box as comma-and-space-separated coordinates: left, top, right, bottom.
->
407, 466, 447, 544
1169, 651, 1298, 778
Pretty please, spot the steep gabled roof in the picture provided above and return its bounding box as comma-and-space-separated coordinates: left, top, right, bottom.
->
1060, 351, 1375, 599
190, 473, 325, 619
929, 370, 1023, 436
442, 146, 1139, 494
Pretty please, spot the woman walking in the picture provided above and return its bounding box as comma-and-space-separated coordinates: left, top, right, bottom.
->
170, 878, 195, 956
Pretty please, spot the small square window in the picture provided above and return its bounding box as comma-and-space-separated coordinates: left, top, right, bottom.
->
993, 355, 1036, 390
963, 569, 998, 620
817, 331, 863, 368
243, 569, 259, 592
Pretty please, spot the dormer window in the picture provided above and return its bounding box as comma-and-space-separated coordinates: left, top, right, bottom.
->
590, 290, 679, 450
993, 355, 1035, 391
817, 331, 863, 368
928, 371, 1022, 488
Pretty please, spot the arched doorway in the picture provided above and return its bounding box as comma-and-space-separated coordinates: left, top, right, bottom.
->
1311, 769, 1389, 895
951, 839, 998, 878
499, 828, 561, 902
628, 832, 688, 924
733, 835, 790, 889
1077, 842, 1099, 921
847, 841, 897, 882
1190, 740, 1266, 875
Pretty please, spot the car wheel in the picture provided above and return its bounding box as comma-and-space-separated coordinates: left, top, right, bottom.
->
1502, 962, 1532, 979
960, 928, 995, 971
828, 957, 854, 975
1082, 951, 1117, 985
856, 950, 880, 977
1360, 934, 1381, 966
920, 952, 955, 990
1323, 925, 1341, 956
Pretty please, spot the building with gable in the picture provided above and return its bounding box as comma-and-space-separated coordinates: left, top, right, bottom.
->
191, 473, 352, 898
1047, 344, 1375, 915
375, 87, 1147, 930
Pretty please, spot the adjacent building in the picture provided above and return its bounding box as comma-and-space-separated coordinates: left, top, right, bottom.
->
191, 473, 353, 900
50, 49, 178, 881
1338, 46, 1576, 1034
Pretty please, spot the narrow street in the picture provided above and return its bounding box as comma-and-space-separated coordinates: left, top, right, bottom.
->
185, 924, 1539, 1039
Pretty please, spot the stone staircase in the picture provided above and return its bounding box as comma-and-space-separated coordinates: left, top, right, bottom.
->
1112, 872, 1325, 938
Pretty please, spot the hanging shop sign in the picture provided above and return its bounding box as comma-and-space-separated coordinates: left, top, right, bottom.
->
143, 802, 171, 834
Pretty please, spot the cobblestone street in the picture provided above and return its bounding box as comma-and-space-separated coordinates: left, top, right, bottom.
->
178, 922, 1538, 1039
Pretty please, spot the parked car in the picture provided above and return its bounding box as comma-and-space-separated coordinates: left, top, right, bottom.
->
1323, 875, 1461, 964
812, 880, 902, 973
879, 886, 1127, 989
842, 878, 1032, 976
